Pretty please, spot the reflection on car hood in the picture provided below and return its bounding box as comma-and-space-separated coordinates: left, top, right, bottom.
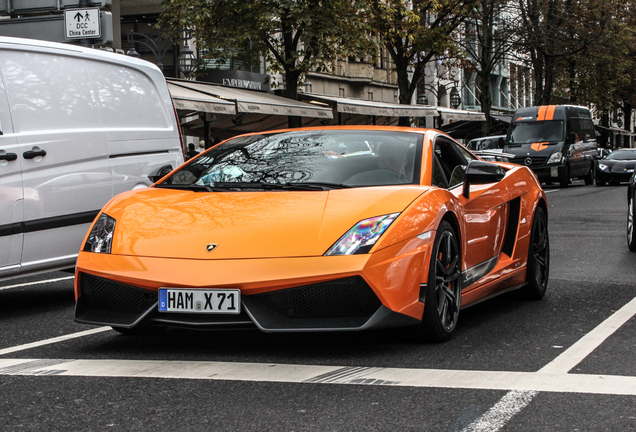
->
102, 187, 427, 259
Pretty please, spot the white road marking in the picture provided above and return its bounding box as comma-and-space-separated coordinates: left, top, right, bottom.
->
461, 390, 538, 432
0, 327, 110, 356
0, 276, 74, 292
0, 358, 635, 395
459, 295, 636, 431
539, 295, 636, 374
0, 294, 634, 432
543, 189, 559, 193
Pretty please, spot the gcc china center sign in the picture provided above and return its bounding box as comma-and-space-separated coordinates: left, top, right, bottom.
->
64, 8, 101, 39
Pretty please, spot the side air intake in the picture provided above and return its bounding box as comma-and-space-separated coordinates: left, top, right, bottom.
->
502, 197, 521, 257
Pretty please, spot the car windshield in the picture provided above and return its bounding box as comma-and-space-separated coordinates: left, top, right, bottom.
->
158, 130, 423, 190
507, 121, 564, 144
606, 150, 636, 161
467, 137, 502, 151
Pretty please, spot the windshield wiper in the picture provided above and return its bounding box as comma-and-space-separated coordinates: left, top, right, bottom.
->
284, 182, 350, 190
154, 184, 225, 192
208, 181, 350, 191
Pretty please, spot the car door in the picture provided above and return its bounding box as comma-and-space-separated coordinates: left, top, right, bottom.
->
432, 137, 509, 284
0, 69, 22, 276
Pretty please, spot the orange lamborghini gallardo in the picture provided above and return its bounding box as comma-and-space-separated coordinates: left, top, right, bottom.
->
74, 126, 549, 342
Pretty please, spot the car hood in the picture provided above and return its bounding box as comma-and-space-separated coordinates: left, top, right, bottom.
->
103, 187, 427, 259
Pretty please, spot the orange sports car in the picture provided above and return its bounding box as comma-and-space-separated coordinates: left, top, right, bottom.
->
74, 126, 549, 342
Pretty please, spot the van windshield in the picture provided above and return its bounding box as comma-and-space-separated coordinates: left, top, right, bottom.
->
508, 121, 564, 144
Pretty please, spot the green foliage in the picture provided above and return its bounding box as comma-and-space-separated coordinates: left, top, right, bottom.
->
159, 0, 369, 99
365, 0, 475, 109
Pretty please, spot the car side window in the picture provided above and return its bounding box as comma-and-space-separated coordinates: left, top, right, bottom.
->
433, 138, 475, 189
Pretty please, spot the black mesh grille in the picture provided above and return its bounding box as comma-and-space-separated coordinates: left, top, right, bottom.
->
78, 273, 157, 314
251, 276, 381, 319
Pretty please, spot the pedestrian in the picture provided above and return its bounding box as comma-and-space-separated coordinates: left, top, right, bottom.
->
186, 143, 199, 160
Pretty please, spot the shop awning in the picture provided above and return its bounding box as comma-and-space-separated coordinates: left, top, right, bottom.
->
300, 94, 439, 117
167, 79, 333, 119
168, 82, 236, 115
437, 108, 486, 122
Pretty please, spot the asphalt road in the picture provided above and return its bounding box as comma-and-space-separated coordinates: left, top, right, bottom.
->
1, 180, 635, 432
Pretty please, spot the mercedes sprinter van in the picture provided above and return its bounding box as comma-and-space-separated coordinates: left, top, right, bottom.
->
506, 105, 597, 187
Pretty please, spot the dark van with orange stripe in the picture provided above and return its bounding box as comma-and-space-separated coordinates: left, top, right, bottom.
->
505, 105, 597, 187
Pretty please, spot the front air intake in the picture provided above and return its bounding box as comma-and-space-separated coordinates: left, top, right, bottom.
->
251, 276, 381, 319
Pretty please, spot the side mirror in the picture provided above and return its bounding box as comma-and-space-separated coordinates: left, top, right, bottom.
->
567, 132, 576, 144
462, 160, 507, 198
148, 164, 174, 183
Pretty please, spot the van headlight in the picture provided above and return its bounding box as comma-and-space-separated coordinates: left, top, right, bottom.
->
547, 152, 562, 164
83, 213, 116, 254
325, 213, 400, 256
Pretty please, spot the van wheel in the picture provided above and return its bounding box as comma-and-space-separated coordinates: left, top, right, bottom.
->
559, 166, 570, 188
583, 163, 594, 185
522, 207, 549, 300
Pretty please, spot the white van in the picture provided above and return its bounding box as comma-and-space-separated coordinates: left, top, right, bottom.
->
0, 37, 184, 280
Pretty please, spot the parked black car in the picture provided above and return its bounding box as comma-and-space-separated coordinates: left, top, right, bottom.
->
628, 172, 636, 251
596, 148, 636, 186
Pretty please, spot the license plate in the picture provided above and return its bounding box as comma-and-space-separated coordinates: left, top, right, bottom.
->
158, 288, 240, 314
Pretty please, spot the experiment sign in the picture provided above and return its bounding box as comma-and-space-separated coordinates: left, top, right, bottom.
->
64, 8, 100, 39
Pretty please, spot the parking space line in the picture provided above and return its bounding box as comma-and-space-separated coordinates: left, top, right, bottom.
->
0, 327, 111, 356
0, 276, 74, 292
0, 358, 635, 395
539, 295, 636, 374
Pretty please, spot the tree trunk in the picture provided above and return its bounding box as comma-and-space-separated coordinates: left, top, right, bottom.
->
285, 69, 302, 128
476, 71, 492, 136
396, 57, 413, 127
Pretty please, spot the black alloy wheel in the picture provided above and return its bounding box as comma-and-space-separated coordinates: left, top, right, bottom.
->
628, 194, 636, 251
522, 207, 550, 299
421, 221, 461, 342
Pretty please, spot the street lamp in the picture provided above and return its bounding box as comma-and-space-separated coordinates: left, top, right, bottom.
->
126, 28, 194, 76
177, 42, 197, 79
450, 87, 462, 109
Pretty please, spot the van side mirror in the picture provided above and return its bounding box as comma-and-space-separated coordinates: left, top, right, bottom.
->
462, 160, 507, 198
148, 164, 174, 183
567, 132, 576, 144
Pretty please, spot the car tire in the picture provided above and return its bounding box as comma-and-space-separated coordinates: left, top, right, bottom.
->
559, 166, 570, 188
628, 195, 636, 252
521, 207, 549, 300
420, 221, 461, 342
583, 163, 594, 185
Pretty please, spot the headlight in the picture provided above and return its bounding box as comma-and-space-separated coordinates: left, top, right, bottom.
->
547, 152, 562, 164
83, 213, 116, 253
325, 213, 400, 256
598, 163, 608, 171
